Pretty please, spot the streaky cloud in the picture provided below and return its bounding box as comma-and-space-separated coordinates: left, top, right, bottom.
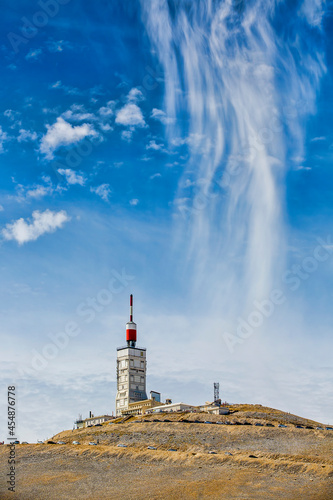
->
140, 0, 327, 318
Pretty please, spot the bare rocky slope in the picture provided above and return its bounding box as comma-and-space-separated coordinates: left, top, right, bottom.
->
0, 404, 332, 499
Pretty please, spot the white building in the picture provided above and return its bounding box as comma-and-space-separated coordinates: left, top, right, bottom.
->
150, 402, 196, 413
199, 403, 230, 415
75, 414, 113, 429
84, 415, 113, 427
116, 347, 147, 415
115, 295, 147, 416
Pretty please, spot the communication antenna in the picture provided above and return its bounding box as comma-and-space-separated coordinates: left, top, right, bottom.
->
126, 294, 137, 347
214, 382, 220, 402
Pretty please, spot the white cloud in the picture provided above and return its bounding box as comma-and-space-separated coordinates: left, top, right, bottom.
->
121, 130, 133, 142
62, 105, 96, 122
17, 129, 38, 143
150, 173, 161, 180
301, 0, 325, 27
294, 165, 311, 171
58, 168, 86, 186
98, 100, 115, 117
115, 104, 146, 127
291, 156, 305, 162
141, 155, 152, 162
183, 178, 196, 187
24, 97, 33, 108
64, 110, 96, 121
3, 109, 21, 130
4, 110, 20, 121
50, 80, 62, 89
49, 80, 82, 96
99, 123, 113, 132
171, 133, 206, 150
115, 88, 147, 134
151, 108, 175, 125
90, 184, 111, 201
310, 136, 326, 142
25, 185, 54, 199
0, 126, 9, 153
165, 160, 179, 167
127, 87, 145, 103
2, 210, 70, 245
42, 107, 58, 115
46, 40, 72, 53
98, 107, 113, 117
25, 48, 42, 60
146, 139, 166, 151
90, 85, 104, 97
12, 178, 67, 201
0, 205, 4, 211
174, 197, 190, 205
129, 198, 139, 206
40, 117, 98, 159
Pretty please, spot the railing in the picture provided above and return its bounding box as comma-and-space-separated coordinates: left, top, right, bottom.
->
117, 346, 146, 351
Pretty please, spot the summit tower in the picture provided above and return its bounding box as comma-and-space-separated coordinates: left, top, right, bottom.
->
115, 295, 147, 416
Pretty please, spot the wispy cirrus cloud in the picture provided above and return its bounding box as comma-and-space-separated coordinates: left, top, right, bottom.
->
141, 0, 327, 315
301, 0, 326, 27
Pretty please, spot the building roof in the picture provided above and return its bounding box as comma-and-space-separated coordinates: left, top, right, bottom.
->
151, 402, 194, 410
84, 415, 112, 422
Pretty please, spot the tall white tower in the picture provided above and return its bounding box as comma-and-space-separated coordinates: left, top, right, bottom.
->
115, 295, 147, 416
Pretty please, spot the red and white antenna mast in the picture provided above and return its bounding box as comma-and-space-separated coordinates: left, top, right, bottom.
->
129, 294, 133, 322
126, 294, 137, 348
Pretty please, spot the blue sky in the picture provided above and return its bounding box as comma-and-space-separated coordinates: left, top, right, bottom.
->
0, 0, 332, 442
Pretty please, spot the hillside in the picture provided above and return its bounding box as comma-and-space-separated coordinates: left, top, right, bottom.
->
0, 405, 332, 499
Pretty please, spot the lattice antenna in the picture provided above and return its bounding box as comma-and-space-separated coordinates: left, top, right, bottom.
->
214, 382, 219, 402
